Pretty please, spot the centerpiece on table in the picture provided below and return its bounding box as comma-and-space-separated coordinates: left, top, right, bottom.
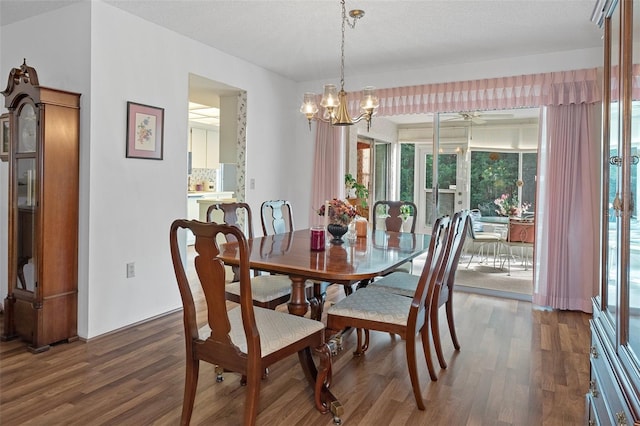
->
317, 198, 357, 244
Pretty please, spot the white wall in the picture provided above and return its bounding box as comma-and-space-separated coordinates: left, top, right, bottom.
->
1, 1, 301, 339
85, 1, 298, 338
0, 2, 92, 320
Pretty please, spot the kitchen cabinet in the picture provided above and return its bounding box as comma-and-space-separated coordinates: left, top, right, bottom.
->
189, 125, 219, 169
588, 1, 640, 424
1, 61, 80, 353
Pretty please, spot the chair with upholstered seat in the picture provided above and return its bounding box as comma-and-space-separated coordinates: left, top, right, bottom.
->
207, 202, 294, 309
260, 200, 294, 236
169, 219, 340, 425
326, 215, 451, 410
372, 200, 418, 274
260, 199, 326, 319
368, 211, 470, 369
372, 200, 418, 233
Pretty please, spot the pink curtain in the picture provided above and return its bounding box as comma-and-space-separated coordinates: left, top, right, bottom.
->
533, 103, 600, 313
309, 121, 345, 225
343, 68, 600, 116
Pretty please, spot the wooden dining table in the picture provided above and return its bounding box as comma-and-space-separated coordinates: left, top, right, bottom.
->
219, 228, 431, 319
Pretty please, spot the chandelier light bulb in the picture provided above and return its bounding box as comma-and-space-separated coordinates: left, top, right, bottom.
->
321, 84, 340, 108
360, 86, 379, 110
300, 92, 319, 115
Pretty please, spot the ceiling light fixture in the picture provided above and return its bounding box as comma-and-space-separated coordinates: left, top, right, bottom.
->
300, 0, 379, 131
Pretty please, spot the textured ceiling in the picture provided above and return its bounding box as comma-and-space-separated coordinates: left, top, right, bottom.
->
1, 0, 604, 83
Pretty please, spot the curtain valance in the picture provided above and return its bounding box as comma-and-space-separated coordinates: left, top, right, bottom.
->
343, 68, 601, 117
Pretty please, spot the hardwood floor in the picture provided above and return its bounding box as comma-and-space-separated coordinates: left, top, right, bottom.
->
0, 285, 590, 425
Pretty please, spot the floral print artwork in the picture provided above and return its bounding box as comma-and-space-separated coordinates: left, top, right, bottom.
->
135, 113, 156, 151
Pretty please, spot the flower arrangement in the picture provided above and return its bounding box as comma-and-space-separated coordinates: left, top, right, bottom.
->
317, 198, 357, 226
494, 193, 531, 217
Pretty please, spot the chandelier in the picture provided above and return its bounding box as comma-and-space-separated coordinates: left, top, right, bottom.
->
300, 0, 379, 131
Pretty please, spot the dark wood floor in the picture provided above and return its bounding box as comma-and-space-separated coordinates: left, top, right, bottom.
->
0, 284, 590, 425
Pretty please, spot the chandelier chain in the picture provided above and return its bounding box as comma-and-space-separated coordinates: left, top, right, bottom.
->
299, 0, 377, 131
340, 0, 346, 91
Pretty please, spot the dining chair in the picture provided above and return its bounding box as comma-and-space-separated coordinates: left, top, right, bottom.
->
260, 199, 294, 236
372, 200, 418, 274
500, 217, 535, 276
368, 211, 470, 369
169, 219, 341, 426
207, 202, 294, 309
259, 199, 326, 319
465, 209, 502, 268
326, 215, 451, 410
372, 200, 418, 233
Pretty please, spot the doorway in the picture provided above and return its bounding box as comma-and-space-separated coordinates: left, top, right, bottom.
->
394, 108, 539, 300
186, 75, 246, 245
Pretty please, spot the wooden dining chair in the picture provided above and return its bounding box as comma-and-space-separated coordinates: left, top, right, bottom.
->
206, 202, 294, 309
370, 211, 469, 358
260, 199, 294, 236
372, 200, 418, 275
326, 216, 451, 410
372, 200, 418, 233
259, 199, 326, 319
368, 211, 470, 370
169, 219, 341, 425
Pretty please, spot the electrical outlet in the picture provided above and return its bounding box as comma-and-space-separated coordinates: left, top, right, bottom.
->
126, 262, 135, 278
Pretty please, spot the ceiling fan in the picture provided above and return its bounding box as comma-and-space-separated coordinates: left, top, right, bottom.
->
443, 111, 515, 124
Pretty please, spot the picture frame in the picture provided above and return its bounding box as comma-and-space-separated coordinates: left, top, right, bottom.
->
0, 113, 9, 162
126, 101, 164, 160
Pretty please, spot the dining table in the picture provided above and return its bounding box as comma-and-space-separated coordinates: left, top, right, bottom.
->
219, 228, 431, 320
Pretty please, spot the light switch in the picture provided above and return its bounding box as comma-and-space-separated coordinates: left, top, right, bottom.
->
250, 178, 255, 189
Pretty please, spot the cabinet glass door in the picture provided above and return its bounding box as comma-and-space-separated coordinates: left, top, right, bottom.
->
627, 0, 640, 365
607, 3, 621, 332
629, 112, 639, 363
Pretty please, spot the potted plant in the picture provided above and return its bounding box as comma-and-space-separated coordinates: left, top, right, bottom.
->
344, 173, 369, 208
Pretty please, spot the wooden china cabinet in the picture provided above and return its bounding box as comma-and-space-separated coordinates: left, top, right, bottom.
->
588, 0, 640, 424
0, 60, 80, 353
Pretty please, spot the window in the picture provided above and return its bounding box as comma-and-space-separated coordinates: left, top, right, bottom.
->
469, 151, 537, 216
400, 143, 415, 202
374, 143, 389, 201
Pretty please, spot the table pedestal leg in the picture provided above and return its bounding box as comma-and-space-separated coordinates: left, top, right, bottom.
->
287, 276, 309, 316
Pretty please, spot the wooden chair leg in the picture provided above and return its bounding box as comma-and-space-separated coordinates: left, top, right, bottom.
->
363, 329, 370, 353
243, 366, 262, 426
353, 328, 370, 356
419, 324, 438, 381
446, 298, 461, 350
430, 297, 447, 369
180, 358, 199, 425
354, 328, 364, 356
405, 335, 426, 410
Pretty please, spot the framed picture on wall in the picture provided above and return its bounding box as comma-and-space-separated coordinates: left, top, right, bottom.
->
126, 101, 164, 160
0, 113, 9, 161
